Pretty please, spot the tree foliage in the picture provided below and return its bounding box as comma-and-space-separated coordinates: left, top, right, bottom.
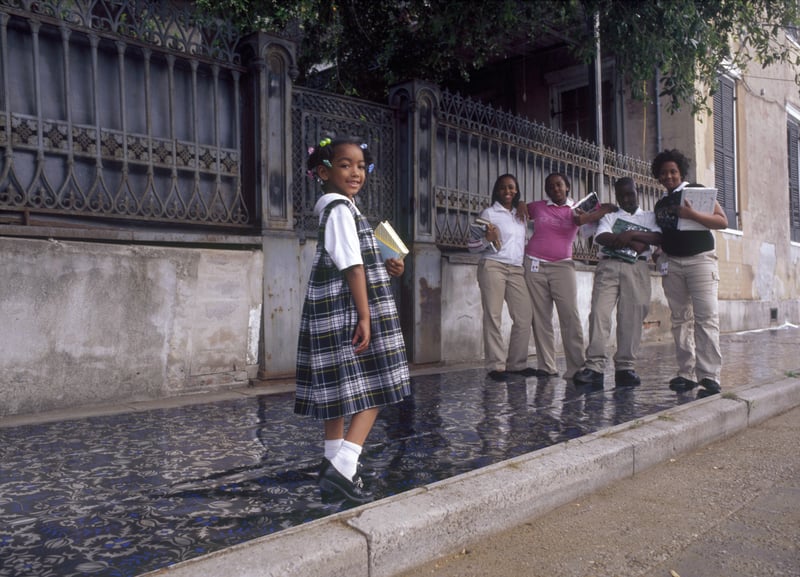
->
196, 0, 800, 113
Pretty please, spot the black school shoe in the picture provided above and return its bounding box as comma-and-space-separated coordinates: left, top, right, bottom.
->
535, 369, 559, 377
318, 458, 374, 504
507, 367, 539, 377
699, 378, 721, 395
668, 376, 697, 392
615, 369, 641, 387
487, 370, 509, 382
320, 458, 377, 478
573, 368, 604, 386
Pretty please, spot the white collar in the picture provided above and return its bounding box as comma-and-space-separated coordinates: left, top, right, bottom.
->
546, 198, 574, 207
663, 181, 690, 196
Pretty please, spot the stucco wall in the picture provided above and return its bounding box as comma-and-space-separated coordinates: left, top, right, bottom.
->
0, 238, 262, 417
440, 256, 674, 367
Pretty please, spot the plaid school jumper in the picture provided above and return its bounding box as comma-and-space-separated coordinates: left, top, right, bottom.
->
294, 199, 411, 420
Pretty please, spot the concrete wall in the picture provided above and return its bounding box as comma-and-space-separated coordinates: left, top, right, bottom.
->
439, 253, 799, 367
2, 232, 795, 419
440, 255, 675, 366
0, 238, 263, 417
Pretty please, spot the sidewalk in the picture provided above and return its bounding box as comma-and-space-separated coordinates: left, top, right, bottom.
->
397, 404, 800, 577
146, 375, 800, 577
2, 326, 799, 577
142, 325, 800, 577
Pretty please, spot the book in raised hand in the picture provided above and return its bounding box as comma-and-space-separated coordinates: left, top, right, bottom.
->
374, 221, 410, 261
574, 191, 599, 213
473, 216, 502, 251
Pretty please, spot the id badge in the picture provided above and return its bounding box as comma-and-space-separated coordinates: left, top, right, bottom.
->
657, 254, 668, 276
529, 257, 540, 273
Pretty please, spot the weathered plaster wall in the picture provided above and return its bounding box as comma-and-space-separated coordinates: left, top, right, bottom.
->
654, 59, 800, 333
0, 238, 262, 417
440, 257, 673, 366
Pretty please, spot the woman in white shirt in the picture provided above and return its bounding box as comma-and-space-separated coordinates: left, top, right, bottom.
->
469, 174, 535, 381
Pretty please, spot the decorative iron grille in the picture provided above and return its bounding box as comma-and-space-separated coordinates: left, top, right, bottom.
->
434, 90, 661, 260
291, 86, 397, 237
0, 0, 253, 229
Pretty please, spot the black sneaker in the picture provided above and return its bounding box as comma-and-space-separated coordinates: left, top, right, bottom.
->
573, 368, 604, 386
318, 459, 374, 504
615, 369, 641, 387
668, 376, 697, 392
699, 378, 721, 395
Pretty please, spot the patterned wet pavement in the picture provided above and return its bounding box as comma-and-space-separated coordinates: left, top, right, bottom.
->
1, 325, 798, 577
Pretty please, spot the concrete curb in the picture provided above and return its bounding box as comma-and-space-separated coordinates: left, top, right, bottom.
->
145, 377, 800, 577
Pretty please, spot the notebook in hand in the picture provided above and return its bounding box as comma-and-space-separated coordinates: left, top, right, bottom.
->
677, 187, 717, 230
374, 221, 410, 261
600, 218, 652, 262
574, 191, 599, 213
473, 216, 502, 251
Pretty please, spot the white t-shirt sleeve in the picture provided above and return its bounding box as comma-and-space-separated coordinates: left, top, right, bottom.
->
595, 212, 616, 236
324, 203, 363, 271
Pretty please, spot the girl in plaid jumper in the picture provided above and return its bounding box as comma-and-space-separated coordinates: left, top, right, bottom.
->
295, 136, 410, 503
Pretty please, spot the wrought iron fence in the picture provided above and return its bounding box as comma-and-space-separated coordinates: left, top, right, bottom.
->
433, 90, 661, 260
0, 0, 252, 230
291, 86, 397, 237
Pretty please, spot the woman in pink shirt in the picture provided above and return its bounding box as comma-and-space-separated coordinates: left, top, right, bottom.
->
522, 173, 614, 380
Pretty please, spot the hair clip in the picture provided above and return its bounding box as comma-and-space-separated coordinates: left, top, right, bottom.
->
307, 146, 315, 155
368, 163, 375, 173
319, 138, 331, 147
360, 143, 368, 149
322, 159, 332, 167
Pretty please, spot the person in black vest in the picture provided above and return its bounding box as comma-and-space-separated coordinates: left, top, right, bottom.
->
652, 149, 728, 396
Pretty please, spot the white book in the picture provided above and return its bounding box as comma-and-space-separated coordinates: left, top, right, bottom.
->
374, 221, 410, 261
678, 187, 717, 230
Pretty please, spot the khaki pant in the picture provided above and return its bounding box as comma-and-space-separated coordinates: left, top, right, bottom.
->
585, 258, 651, 372
477, 259, 532, 371
524, 258, 585, 378
661, 251, 722, 382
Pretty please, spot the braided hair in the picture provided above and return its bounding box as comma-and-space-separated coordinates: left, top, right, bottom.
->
307, 135, 375, 189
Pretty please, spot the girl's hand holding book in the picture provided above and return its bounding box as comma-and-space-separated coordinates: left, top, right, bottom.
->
385, 258, 404, 277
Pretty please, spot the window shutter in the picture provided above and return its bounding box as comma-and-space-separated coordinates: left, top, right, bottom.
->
788, 118, 800, 242
713, 76, 737, 227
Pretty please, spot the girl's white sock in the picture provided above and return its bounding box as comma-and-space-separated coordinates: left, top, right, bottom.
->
324, 438, 343, 461
330, 440, 362, 481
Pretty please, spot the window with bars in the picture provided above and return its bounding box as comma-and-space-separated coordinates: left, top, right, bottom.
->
788, 115, 800, 242
713, 75, 737, 228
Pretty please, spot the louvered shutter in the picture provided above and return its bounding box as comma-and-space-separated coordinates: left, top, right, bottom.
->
788, 118, 800, 242
713, 76, 737, 228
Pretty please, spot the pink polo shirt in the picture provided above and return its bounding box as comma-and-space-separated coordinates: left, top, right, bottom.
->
525, 199, 578, 262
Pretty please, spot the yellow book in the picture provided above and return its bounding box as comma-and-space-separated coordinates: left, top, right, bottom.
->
374, 221, 410, 261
